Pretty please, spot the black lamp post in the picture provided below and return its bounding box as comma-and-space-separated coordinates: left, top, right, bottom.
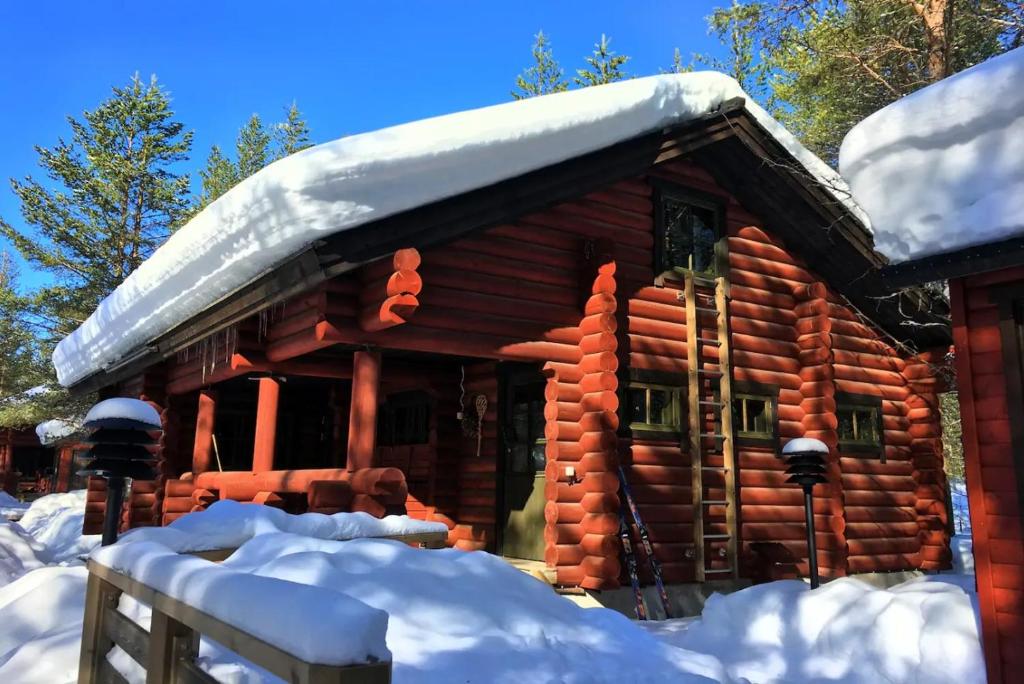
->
780, 437, 829, 589
79, 399, 162, 546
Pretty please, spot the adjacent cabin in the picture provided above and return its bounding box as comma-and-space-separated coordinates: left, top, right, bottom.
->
841, 46, 1024, 684
57, 75, 952, 602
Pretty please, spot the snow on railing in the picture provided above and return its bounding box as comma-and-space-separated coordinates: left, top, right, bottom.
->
78, 555, 392, 683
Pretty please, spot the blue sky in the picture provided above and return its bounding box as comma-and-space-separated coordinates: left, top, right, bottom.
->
0, 1, 726, 290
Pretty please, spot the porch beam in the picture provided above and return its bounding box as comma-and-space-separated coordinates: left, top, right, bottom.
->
252, 377, 280, 472
191, 390, 217, 475
346, 350, 381, 471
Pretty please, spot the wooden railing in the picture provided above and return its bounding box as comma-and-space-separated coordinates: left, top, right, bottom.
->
78, 559, 392, 684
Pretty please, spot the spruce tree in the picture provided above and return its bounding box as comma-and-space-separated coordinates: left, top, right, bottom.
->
196, 144, 239, 211
0, 74, 192, 340
512, 31, 569, 99
235, 113, 271, 180
663, 47, 693, 74
273, 102, 313, 159
574, 34, 631, 87
0, 252, 43, 399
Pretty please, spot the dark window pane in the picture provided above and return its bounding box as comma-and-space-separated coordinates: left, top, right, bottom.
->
748, 399, 769, 434
628, 388, 647, 425
649, 389, 670, 425
856, 409, 878, 442
837, 410, 855, 442
662, 198, 717, 273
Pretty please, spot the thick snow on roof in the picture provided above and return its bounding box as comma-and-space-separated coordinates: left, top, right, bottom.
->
840, 47, 1024, 263
35, 419, 78, 445
54, 73, 863, 387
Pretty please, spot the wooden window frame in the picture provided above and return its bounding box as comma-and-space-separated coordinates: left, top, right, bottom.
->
730, 381, 779, 448
652, 180, 729, 279
836, 392, 885, 458
622, 369, 686, 441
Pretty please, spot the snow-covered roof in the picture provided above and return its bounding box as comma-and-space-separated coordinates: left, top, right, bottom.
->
54, 72, 866, 388
839, 46, 1024, 264
34, 419, 78, 446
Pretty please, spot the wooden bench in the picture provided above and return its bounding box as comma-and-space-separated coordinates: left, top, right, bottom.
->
78, 559, 392, 684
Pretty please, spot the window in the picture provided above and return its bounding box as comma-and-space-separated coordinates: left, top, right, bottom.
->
378, 391, 432, 446
836, 394, 884, 457
733, 393, 775, 440
655, 188, 723, 275
626, 383, 685, 433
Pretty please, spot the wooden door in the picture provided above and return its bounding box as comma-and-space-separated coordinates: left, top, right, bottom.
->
499, 366, 547, 561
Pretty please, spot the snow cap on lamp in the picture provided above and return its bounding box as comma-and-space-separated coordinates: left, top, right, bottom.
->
782, 437, 829, 455
83, 397, 161, 431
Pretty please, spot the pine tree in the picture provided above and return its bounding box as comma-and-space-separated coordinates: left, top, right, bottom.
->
0, 74, 192, 340
703, 0, 1021, 162
512, 31, 569, 99
236, 113, 271, 180
273, 102, 312, 159
0, 252, 43, 399
196, 144, 239, 211
574, 34, 631, 87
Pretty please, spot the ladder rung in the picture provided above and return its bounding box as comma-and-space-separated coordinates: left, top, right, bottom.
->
700, 433, 726, 439
694, 306, 719, 314
696, 369, 723, 376
704, 568, 733, 575
701, 466, 728, 471
697, 337, 721, 345
698, 400, 723, 406
703, 534, 731, 540
691, 274, 718, 286
702, 500, 729, 505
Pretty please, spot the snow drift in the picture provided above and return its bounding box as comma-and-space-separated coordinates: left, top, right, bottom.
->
840, 46, 1024, 262
54, 72, 863, 387
118, 498, 449, 552
15, 490, 100, 564
652, 577, 985, 684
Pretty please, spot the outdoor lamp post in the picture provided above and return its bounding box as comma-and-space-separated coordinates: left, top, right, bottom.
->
780, 437, 829, 589
78, 398, 162, 546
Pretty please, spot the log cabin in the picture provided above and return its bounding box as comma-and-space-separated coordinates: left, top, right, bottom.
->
55, 74, 953, 605
840, 46, 1024, 684
0, 427, 54, 496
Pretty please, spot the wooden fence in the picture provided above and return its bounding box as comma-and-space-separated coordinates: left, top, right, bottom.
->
78, 559, 392, 684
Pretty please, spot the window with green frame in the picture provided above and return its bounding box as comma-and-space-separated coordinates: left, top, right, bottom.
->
626, 382, 685, 433
655, 187, 723, 275
836, 394, 884, 457
732, 393, 775, 441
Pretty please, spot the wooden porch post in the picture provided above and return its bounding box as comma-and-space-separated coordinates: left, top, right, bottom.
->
192, 390, 217, 474
347, 350, 381, 471
252, 378, 280, 472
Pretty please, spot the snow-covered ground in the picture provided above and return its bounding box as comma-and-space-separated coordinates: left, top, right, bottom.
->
0, 495, 986, 683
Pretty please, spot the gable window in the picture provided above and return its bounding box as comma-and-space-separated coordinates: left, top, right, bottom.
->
626, 382, 684, 434
836, 393, 884, 458
378, 391, 432, 446
655, 186, 723, 275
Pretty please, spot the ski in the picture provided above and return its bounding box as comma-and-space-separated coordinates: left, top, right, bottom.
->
618, 465, 673, 619
618, 508, 648, 620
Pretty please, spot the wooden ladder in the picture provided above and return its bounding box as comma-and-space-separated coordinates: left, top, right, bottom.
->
683, 271, 739, 582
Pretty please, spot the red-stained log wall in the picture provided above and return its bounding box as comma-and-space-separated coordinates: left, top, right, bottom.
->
949, 270, 1024, 684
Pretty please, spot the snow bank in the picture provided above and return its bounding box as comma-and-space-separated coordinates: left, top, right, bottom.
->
0, 522, 45, 586
218, 533, 730, 683
91, 540, 391, 667
0, 567, 87, 683
54, 72, 863, 387
119, 499, 449, 553
16, 490, 100, 564
840, 46, 1024, 262
649, 576, 984, 684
